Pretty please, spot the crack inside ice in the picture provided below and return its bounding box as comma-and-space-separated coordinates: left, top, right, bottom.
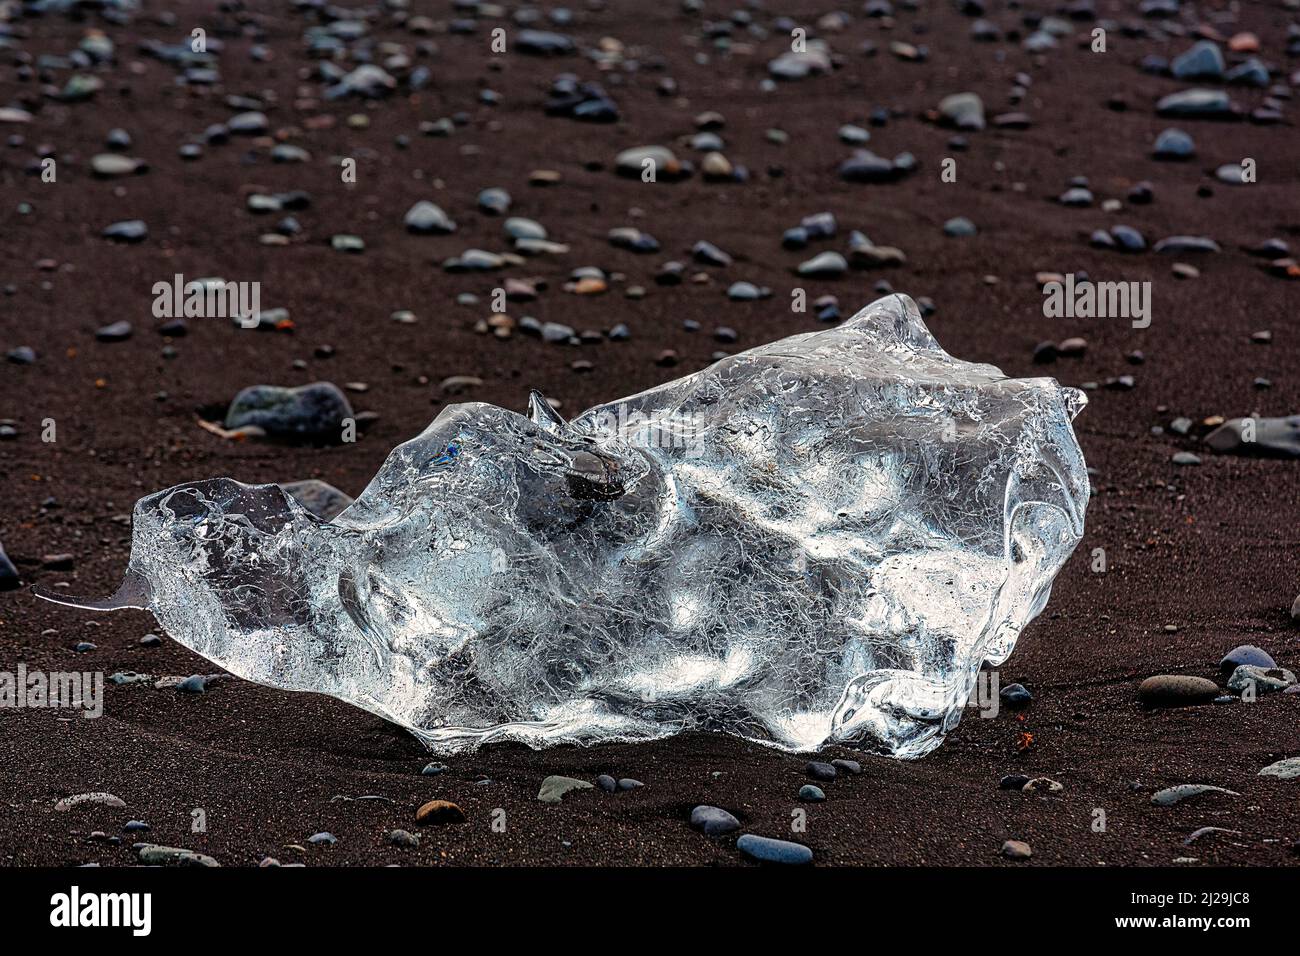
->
36, 294, 1089, 758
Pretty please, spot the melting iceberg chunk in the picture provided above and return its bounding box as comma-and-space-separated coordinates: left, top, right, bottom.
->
36, 294, 1088, 757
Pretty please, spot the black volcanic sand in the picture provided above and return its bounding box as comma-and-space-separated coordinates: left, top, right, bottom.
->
1, 0, 1298, 866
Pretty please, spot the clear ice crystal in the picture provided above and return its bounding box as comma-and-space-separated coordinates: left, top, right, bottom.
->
38, 295, 1089, 758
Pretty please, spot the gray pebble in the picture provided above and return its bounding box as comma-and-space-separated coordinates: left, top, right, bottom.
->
690, 805, 740, 835
737, 834, 813, 865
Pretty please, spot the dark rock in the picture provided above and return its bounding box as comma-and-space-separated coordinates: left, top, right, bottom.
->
806, 761, 838, 781
1204, 416, 1299, 458
1000, 683, 1032, 708
1219, 645, 1276, 676
690, 805, 741, 835
177, 675, 207, 693
1171, 41, 1224, 81
516, 30, 575, 55
1151, 784, 1238, 806
224, 382, 354, 442
1152, 236, 1220, 255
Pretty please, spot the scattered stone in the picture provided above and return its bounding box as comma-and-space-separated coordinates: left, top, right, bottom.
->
55, 792, 126, 812
690, 805, 741, 835
938, 92, 985, 130
1156, 89, 1236, 119
831, 759, 861, 775
768, 47, 832, 81
798, 784, 826, 802
839, 149, 915, 183
700, 152, 734, 180
307, 831, 337, 845
796, 252, 847, 278
1000, 683, 1032, 708
516, 30, 575, 55
1227, 665, 1295, 694
806, 761, 838, 781
1219, 645, 1276, 676
1204, 416, 1300, 458
1000, 840, 1032, 860
1152, 784, 1238, 806
1023, 777, 1064, 792
102, 220, 148, 243
95, 321, 132, 342
91, 153, 146, 177
404, 201, 456, 234
943, 216, 977, 237
1171, 41, 1224, 81
538, 775, 594, 804
327, 64, 396, 99
608, 227, 660, 253
1258, 758, 1300, 780
477, 187, 512, 215
1226, 59, 1269, 88
736, 834, 813, 865
224, 382, 354, 442
415, 799, 466, 824
388, 829, 420, 848
331, 234, 365, 254
1152, 128, 1195, 159
617, 778, 644, 791
595, 774, 617, 792
137, 845, 219, 867
1060, 187, 1093, 207
177, 675, 206, 693
1138, 675, 1220, 707
614, 145, 681, 179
